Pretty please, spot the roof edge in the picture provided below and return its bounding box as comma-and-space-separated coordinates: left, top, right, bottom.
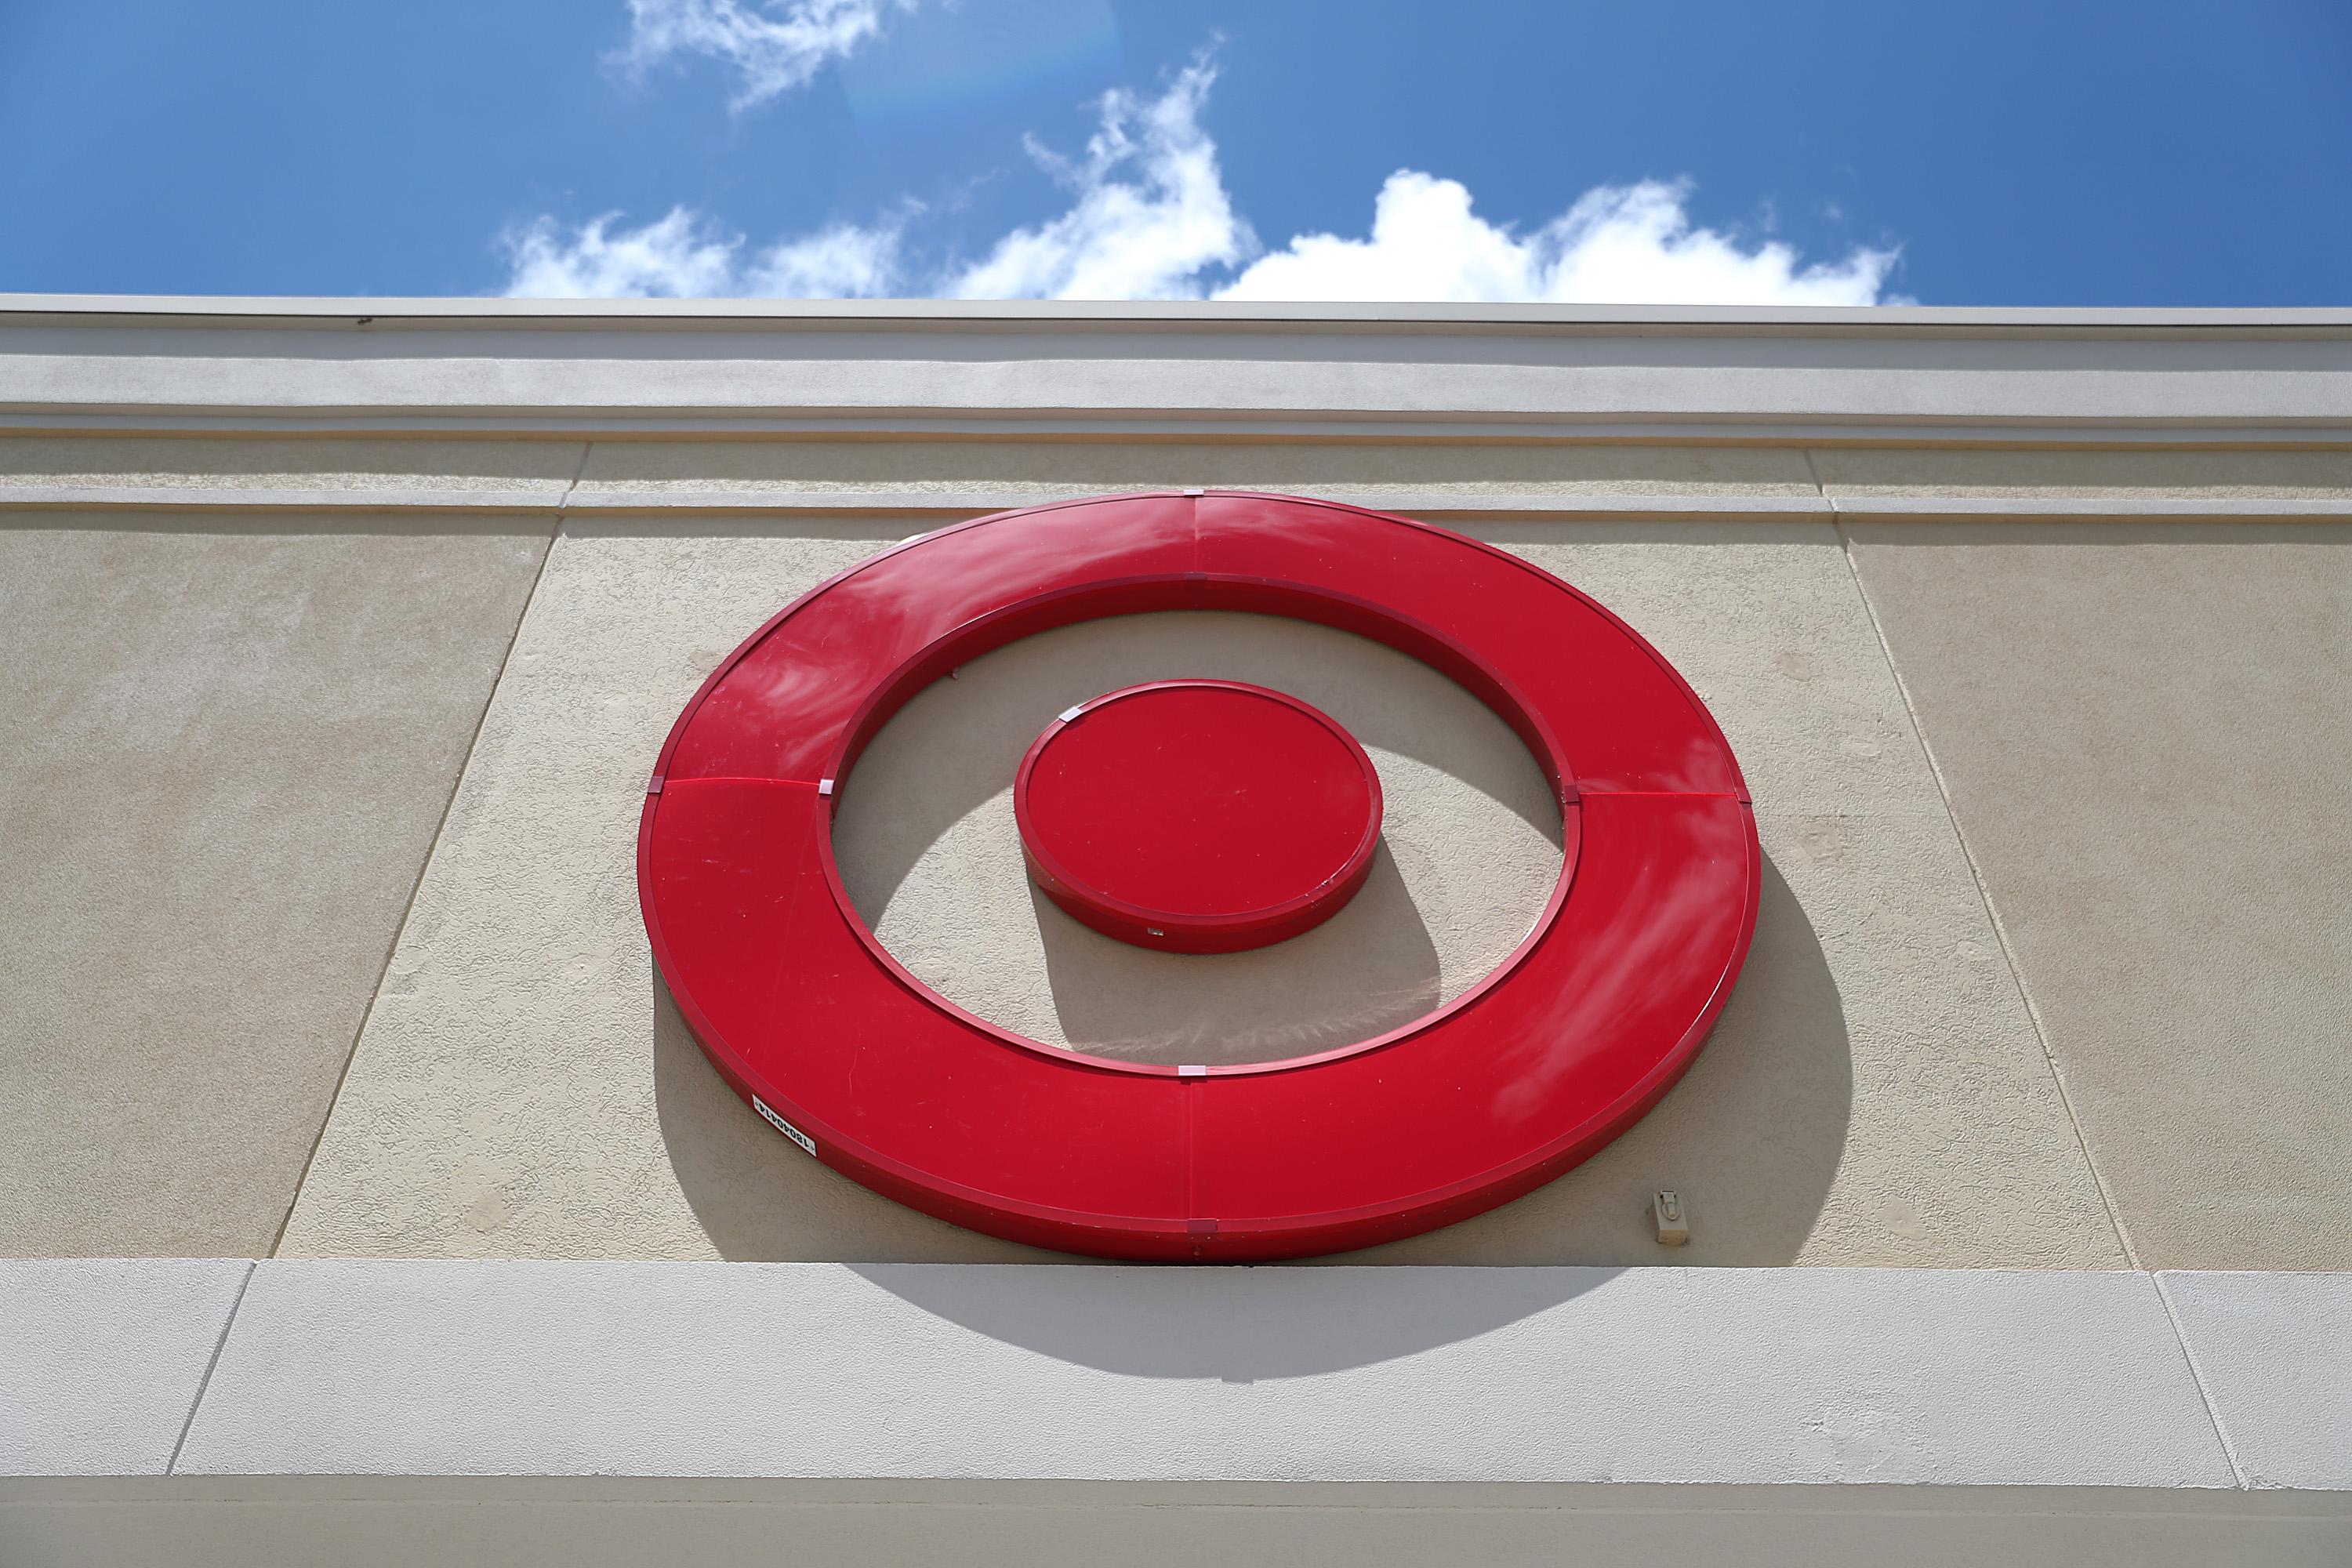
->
6, 293, 2352, 337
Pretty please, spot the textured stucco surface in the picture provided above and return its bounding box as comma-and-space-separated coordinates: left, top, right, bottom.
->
6, 439, 2339, 1274
20, 1258, 2352, 1518
171, 1261, 2232, 1486
0, 1258, 251, 1475
833, 612, 1561, 1065
1847, 523, 2352, 1270
0, 515, 550, 1256
280, 515, 2124, 1268
274, 519, 1051, 1262
1342, 522, 2124, 1266
2159, 1271, 2352, 1490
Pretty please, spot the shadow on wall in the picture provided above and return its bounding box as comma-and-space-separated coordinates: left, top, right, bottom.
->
1029, 850, 1440, 1064
652, 851, 1849, 1278
1339, 854, 1850, 1267
826, 611, 1563, 1064
652, 975, 1066, 1265
845, 1261, 1634, 1381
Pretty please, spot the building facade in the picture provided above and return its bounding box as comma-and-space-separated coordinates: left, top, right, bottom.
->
2, 296, 2348, 1561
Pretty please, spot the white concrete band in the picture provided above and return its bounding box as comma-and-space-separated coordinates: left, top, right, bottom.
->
5, 298, 2350, 444
2158, 1272, 2352, 1491
0, 1259, 252, 1476
9, 1261, 2347, 1488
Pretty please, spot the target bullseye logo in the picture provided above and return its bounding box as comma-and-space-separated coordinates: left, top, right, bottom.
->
1014, 680, 1384, 954
640, 491, 1759, 1261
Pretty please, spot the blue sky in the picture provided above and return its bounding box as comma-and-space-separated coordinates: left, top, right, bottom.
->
2, 0, 2347, 303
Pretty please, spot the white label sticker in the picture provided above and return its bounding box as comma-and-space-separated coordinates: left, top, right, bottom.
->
753, 1096, 818, 1156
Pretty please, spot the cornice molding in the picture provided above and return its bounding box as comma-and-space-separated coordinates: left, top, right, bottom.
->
5, 295, 2351, 445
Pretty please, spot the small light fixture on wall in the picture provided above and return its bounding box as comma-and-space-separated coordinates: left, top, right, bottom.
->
1653, 1189, 1690, 1247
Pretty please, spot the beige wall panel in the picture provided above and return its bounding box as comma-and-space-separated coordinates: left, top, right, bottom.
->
276, 519, 1054, 1263
572, 440, 1820, 510
282, 515, 2122, 1268
1846, 521, 2352, 1270
1356, 522, 2122, 1265
0, 514, 550, 1256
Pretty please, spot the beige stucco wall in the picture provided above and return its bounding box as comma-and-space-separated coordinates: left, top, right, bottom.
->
0, 513, 550, 1256
1846, 521, 2352, 1270
264, 507, 2114, 1268
2, 415, 2345, 1269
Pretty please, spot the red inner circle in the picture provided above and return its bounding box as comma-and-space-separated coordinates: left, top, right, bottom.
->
1019, 681, 1381, 924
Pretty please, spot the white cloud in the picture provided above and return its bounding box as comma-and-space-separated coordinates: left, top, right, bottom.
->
1218, 173, 1895, 306
505, 57, 1900, 304
616, 0, 906, 111
948, 60, 1250, 301
743, 217, 907, 296
504, 209, 741, 298
503, 207, 905, 298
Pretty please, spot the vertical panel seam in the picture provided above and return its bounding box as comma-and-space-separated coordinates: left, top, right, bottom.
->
1805, 448, 2143, 1272
263, 441, 586, 1257
2148, 1271, 2253, 1488
164, 1259, 255, 1477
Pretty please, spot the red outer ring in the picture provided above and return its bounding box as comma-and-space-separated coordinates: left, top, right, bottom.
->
638, 491, 1760, 1261
1011, 679, 1385, 955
